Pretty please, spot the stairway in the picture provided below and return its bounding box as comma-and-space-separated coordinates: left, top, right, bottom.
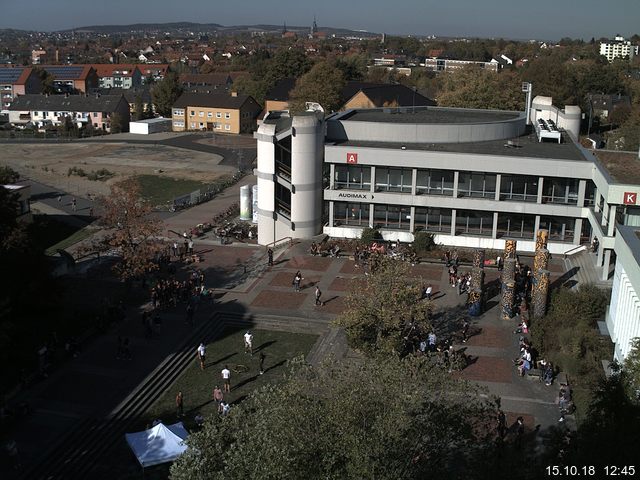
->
564, 250, 611, 289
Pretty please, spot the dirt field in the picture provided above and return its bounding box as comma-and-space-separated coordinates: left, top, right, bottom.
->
0, 142, 233, 197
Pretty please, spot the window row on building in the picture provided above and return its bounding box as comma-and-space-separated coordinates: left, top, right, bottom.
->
333, 165, 591, 206
332, 202, 579, 242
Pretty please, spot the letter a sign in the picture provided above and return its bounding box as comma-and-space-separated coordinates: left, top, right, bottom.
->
346, 152, 358, 164
624, 192, 637, 205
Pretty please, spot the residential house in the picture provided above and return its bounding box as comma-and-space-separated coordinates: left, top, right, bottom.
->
99, 87, 154, 116
92, 64, 142, 89
171, 92, 261, 133
0, 67, 42, 112
8, 93, 130, 132
31, 49, 47, 65
38, 65, 99, 93
422, 57, 499, 72
139, 64, 170, 83
180, 73, 233, 93
588, 93, 632, 120
261, 78, 435, 117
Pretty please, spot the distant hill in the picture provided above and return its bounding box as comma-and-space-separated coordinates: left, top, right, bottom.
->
56, 21, 379, 37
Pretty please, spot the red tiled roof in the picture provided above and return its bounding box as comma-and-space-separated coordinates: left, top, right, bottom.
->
91, 64, 140, 77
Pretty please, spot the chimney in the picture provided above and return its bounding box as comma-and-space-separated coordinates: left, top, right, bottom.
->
231, 90, 238, 97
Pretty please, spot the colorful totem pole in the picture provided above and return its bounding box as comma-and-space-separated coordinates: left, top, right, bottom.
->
469, 249, 485, 316
501, 240, 517, 320
531, 229, 551, 319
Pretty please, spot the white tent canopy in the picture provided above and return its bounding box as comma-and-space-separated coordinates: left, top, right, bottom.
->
125, 422, 189, 468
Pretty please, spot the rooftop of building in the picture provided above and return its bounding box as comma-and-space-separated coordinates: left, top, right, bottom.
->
336, 107, 520, 124
8, 94, 126, 112
328, 130, 585, 161
592, 150, 640, 185
173, 92, 257, 110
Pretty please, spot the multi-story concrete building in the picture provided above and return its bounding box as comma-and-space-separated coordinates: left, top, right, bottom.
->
171, 92, 261, 134
422, 57, 499, 72
599, 35, 639, 62
0, 67, 42, 112
256, 97, 640, 278
607, 225, 640, 362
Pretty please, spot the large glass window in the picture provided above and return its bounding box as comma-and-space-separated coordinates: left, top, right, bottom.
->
455, 210, 494, 236
497, 213, 536, 239
584, 181, 596, 207
416, 169, 455, 196
275, 183, 291, 219
374, 204, 411, 230
500, 175, 539, 202
334, 165, 371, 190
539, 216, 574, 242
414, 207, 452, 233
333, 202, 370, 227
376, 168, 412, 193
457, 172, 497, 198
542, 177, 579, 205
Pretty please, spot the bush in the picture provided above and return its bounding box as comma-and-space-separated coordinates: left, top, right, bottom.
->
412, 231, 436, 253
360, 227, 381, 244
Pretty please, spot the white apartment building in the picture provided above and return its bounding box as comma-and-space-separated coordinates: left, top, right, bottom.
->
600, 35, 639, 62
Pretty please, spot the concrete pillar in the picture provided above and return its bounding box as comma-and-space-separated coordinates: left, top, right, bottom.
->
574, 218, 583, 245
577, 179, 586, 207
594, 188, 600, 212
328, 201, 334, 227
329, 163, 335, 189
608, 205, 617, 236
537, 176, 544, 203
453, 171, 459, 198
409, 206, 416, 233
370, 166, 376, 193
492, 212, 498, 239
369, 203, 374, 228
602, 249, 612, 281
495, 174, 502, 201
411, 168, 417, 196
451, 209, 457, 236
601, 202, 609, 227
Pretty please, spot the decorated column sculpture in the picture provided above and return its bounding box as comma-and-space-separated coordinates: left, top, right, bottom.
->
501, 282, 516, 320
504, 239, 517, 260
533, 248, 550, 275
500, 240, 518, 320
469, 249, 485, 316
535, 229, 549, 252
531, 269, 551, 318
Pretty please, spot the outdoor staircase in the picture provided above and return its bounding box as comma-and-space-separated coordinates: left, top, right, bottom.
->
563, 249, 611, 289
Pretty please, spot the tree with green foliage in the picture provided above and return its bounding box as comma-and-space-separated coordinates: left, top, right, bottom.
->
32, 67, 55, 94
170, 356, 495, 480
92, 179, 163, 281
133, 95, 144, 121
109, 112, 123, 134
621, 338, 640, 402
151, 71, 183, 116
437, 68, 524, 111
289, 61, 346, 113
360, 227, 381, 244
335, 256, 432, 356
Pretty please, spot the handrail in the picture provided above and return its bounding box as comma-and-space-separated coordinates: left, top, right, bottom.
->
264, 236, 293, 250
563, 244, 587, 259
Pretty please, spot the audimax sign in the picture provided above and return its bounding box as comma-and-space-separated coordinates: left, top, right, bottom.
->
337, 192, 371, 199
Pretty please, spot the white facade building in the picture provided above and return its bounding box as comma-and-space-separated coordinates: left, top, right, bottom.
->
607, 225, 640, 362
600, 35, 639, 62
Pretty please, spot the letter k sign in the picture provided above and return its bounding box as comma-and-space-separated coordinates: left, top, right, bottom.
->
624, 192, 637, 205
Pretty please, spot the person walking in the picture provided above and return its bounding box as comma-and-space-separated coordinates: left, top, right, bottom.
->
213, 385, 224, 405
175, 391, 184, 418
259, 352, 266, 375
293, 271, 303, 292
197, 342, 206, 370
315, 286, 323, 306
244, 331, 253, 355
221, 365, 231, 393
71, 198, 77, 212
267, 248, 273, 267
425, 284, 433, 301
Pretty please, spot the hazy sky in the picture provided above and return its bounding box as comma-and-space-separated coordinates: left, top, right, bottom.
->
2, 0, 639, 41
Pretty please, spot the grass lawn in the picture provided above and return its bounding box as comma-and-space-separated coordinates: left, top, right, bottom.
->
134, 175, 207, 207
98, 328, 318, 479
147, 328, 318, 424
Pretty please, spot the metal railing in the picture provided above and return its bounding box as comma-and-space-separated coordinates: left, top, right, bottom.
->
264, 236, 294, 251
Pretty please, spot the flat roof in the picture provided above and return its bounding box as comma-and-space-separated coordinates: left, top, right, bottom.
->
592, 150, 640, 184
338, 107, 521, 124
329, 131, 585, 161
